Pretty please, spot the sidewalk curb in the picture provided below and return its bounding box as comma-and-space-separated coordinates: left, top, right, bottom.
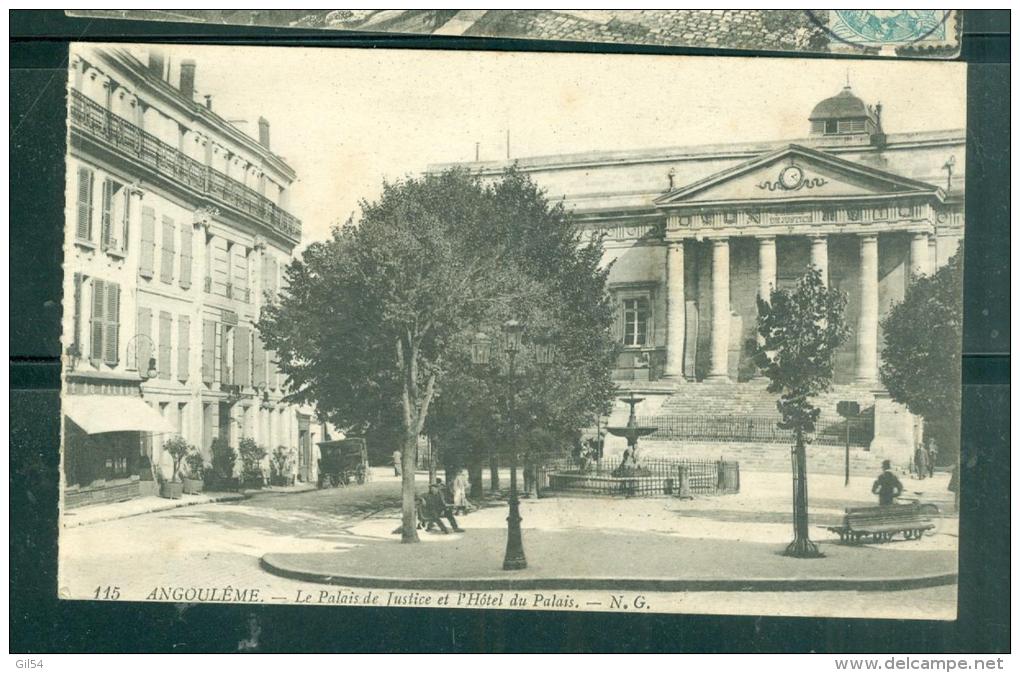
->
259, 555, 957, 593
61, 492, 248, 528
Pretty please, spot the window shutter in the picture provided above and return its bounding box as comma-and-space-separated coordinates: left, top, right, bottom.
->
104, 282, 120, 365
90, 280, 105, 363
72, 272, 83, 355
139, 206, 155, 277
136, 307, 152, 373
158, 311, 172, 379
253, 333, 266, 388
121, 190, 131, 251
234, 326, 251, 389
100, 179, 114, 250
201, 320, 216, 383
160, 216, 176, 283
76, 167, 93, 242
179, 223, 193, 289
178, 315, 190, 382
220, 325, 231, 385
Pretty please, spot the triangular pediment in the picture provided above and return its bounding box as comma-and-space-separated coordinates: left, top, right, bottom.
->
655, 144, 943, 206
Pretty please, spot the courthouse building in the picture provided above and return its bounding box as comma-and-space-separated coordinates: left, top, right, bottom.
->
441, 85, 964, 470
62, 46, 324, 506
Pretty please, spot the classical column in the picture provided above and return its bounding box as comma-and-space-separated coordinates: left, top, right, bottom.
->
809, 234, 829, 286
758, 236, 777, 301
856, 235, 879, 384
664, 240, 686, 380
753, 236, 778, 381
909, 232, 931, 278
707, 237, 730, 382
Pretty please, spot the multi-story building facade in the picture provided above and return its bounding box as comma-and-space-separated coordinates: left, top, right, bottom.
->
63, 45, 324, 506
438, 85, 964, 470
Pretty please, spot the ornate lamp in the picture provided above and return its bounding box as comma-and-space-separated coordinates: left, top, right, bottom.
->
502, 319, 523, 355
470, 332, 492, 366
126, 334, 157, 380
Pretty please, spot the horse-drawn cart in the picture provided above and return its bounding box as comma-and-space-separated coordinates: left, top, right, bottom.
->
317, 438, 369, 488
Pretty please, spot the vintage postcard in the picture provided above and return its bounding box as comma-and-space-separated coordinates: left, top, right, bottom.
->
65, 9, 962, 58
59, 43, 965, 620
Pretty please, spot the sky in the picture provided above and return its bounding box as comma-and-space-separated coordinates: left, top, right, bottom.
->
129, 44, 967, 247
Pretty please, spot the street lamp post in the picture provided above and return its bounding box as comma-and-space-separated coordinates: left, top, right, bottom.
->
470, 321, 533, 571
500, 319, 527, 571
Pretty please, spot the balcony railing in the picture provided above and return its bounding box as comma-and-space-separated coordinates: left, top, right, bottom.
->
69, 89, 301, 242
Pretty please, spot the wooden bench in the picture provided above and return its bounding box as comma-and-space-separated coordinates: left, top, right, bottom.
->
827, 504, 935, 544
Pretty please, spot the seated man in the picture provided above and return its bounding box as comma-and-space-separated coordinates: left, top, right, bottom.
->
423, 482, 462, 533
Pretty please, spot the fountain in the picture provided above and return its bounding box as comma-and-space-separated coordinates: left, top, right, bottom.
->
605, 392, 658, 475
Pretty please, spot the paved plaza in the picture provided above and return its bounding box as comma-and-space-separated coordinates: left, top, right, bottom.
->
59, 468, 958, 619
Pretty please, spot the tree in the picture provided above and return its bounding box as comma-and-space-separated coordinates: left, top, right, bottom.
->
756, 267, 850, 558
259, 167, 616, 542
880, 248, 963, 464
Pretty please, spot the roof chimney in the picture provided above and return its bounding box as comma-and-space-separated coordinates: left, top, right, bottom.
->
147, 50, 165, 79
179, 59, 196, 101
204, 95, 213, 110
257, 116, 271, 150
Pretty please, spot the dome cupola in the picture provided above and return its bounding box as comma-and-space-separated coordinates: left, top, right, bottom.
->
809, 85, 882, 143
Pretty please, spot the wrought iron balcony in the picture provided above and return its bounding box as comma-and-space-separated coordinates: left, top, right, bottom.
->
69, 89, 301, 243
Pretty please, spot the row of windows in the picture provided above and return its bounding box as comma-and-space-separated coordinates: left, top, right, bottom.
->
70, 275, 284, 391
75, 166, 283, 304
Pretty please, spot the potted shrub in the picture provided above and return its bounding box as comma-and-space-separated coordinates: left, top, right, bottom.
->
238, 437, 267, 489
210, 436, 238, 491
159, 436, 191, 500
183, 450, 206, 495
270, 445, 296, 486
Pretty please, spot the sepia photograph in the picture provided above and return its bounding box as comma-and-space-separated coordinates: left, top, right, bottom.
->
58, 42, 965, 621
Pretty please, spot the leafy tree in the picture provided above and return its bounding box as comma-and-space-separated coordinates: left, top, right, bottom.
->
880, 248, 963, 463
756, 267, 850, 558
238, 437, 267, 484
162, 436, 193, 483
260, 167, 616, 542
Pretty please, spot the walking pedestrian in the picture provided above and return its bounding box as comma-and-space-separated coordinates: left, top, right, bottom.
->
392, 449, 402, 477
872, 459, 904, 506
926, 438, 938, 478
452, 469, 472, 515
914, 443, 928, 480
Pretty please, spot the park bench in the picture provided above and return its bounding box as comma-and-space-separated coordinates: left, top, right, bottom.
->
827, 503, 935, 544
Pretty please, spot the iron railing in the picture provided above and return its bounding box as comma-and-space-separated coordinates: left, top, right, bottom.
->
69, 89, 301, 242
639, 413, 873, 448
544, 456, 739, 497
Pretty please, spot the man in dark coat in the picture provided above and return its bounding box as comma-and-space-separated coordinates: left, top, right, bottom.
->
872, 459, 904, 506
424, 481, 462, 533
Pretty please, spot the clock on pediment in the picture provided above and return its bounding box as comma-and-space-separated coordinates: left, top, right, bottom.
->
758, 163, 827, 192
780, 165, 804, 190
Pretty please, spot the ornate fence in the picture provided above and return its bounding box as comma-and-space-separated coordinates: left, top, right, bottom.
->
544, 456, 739, 498
640, 413, 873, 448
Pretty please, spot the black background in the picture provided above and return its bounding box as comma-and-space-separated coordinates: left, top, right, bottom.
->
9, 9, 1010, 653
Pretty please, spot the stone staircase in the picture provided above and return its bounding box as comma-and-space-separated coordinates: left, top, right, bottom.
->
638, 439, 887, 476
629, 381, 884, 475
655, 380, 877, 421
